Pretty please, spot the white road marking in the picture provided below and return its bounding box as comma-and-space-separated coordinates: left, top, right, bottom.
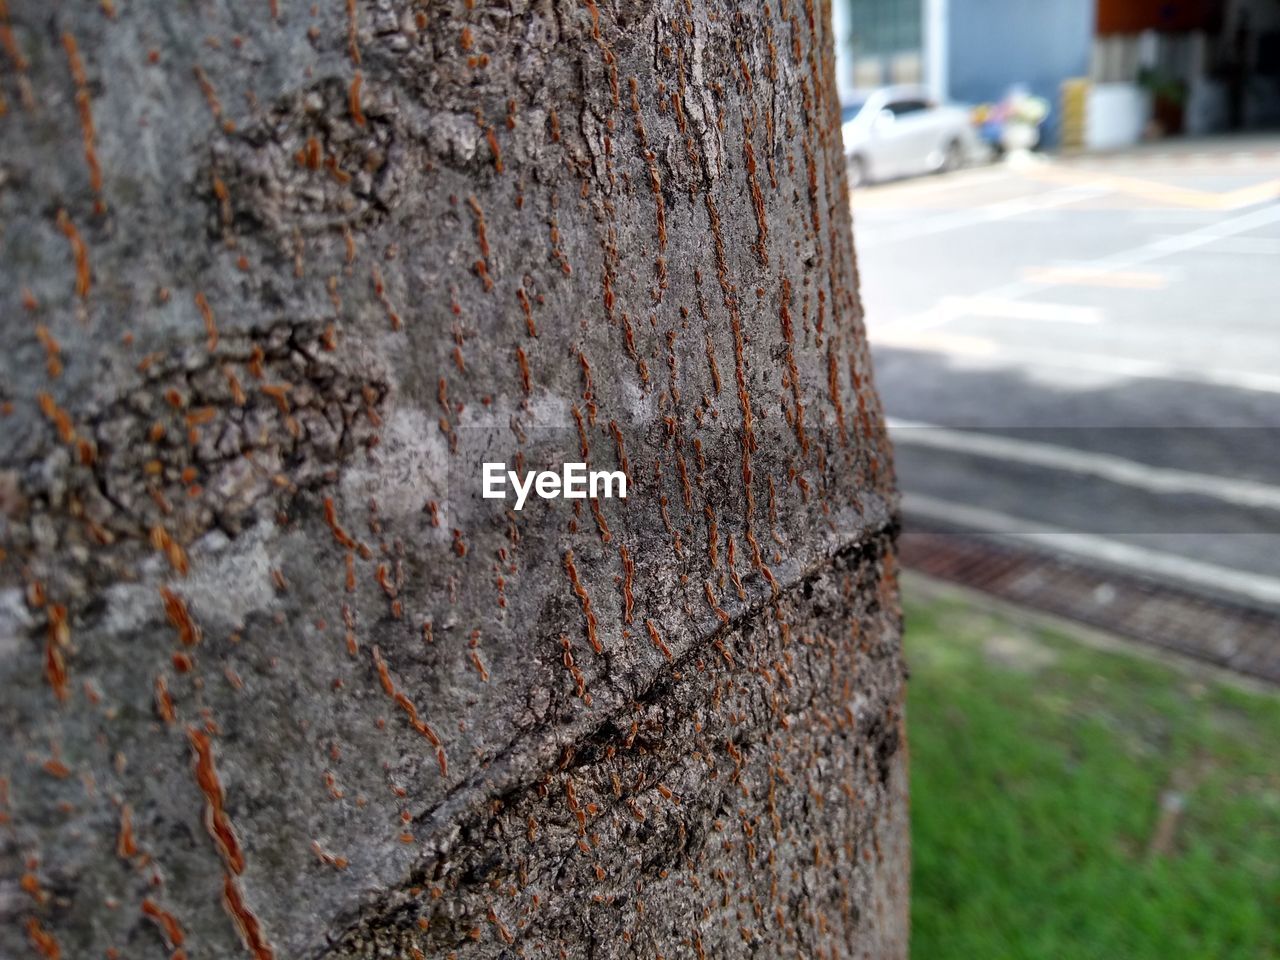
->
862, 186, 1103, 244
1153, 235, 1280, 256
1068, 201, 1280, 271
973, 201, 1280, 302
888, 419, 1280, 511
867, 335, 1280, 395
902, 493, 1280, 608
906, 295, 1104, 330
854, 166, 1009, 202
871, 199, 1280, 346
1128, 210, 1220, 223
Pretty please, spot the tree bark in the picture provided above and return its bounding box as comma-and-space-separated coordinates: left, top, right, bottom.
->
0, 0, 907, 957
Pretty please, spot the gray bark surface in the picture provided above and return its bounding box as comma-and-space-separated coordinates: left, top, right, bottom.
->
0, 0, 907, 957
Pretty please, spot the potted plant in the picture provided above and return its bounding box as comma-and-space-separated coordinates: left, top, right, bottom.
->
1136, 66, 1188, 137
998, 87, 1051, 154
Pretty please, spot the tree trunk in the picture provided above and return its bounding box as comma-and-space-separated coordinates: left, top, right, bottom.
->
0, 0, 907, 957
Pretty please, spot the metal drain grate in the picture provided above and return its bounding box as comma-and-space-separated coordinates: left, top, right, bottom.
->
898, 531, 1280, 685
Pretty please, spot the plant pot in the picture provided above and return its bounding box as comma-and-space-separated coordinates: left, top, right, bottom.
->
1001, 122, 1040, 152
1153, 94, 1185, 136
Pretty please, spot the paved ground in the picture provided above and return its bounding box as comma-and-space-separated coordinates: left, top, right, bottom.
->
853, 135, 1280, 612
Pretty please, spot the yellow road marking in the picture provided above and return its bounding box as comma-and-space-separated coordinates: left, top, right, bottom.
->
1021, 164, 1280, 211
1022, 266, 1168, 289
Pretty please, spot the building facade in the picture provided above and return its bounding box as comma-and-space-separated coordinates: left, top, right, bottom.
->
833, 0, 1278, 148
833, 0, 1093, 145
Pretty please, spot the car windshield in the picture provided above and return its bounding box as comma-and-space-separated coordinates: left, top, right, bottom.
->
840, 98, 869, 124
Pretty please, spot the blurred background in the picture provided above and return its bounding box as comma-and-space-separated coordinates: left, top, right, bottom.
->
830, 1, 1280, 956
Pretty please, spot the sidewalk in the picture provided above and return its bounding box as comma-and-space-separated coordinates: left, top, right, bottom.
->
1054, 131, 1280, 166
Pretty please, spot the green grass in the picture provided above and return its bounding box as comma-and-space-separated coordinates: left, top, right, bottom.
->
905, 587, 1280, 960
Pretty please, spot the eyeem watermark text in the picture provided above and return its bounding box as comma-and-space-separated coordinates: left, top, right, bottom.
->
482, 463, 627, 511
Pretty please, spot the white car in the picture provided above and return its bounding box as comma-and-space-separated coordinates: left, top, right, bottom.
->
841, 86, 979, 187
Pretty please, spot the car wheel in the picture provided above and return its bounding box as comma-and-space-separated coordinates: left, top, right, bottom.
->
847, 155, 867, 188
940, 139, 963, 174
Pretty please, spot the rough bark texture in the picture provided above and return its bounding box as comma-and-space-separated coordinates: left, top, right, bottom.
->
0, 0, 907, 958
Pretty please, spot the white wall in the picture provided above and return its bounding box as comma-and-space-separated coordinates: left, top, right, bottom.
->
924, 0, 950, 102
831, 0, 859, 104
1086, 83, 1152, 149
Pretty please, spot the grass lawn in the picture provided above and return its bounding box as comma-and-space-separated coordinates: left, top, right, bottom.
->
905, 581, 1280, 960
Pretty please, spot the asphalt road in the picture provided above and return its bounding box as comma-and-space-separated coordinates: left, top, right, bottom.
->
853, 135, 1280, 613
